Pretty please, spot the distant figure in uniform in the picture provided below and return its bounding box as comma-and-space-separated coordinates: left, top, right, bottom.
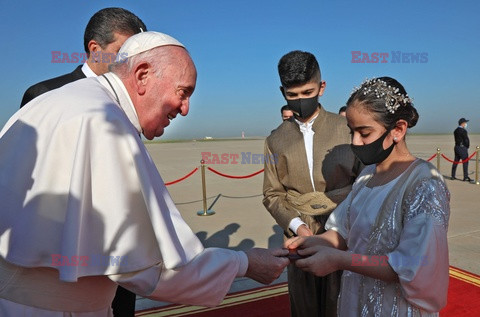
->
451, 117, 472, 181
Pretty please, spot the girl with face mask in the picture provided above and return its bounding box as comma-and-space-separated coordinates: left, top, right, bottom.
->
285, 77, 450, 316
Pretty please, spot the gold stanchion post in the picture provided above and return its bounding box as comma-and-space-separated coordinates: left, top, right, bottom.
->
197, 159, 215, 216
436, 148, 441, 172
475, 146, 479, 185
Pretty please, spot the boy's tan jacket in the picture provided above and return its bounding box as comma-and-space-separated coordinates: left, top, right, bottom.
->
263, 105, 360, 237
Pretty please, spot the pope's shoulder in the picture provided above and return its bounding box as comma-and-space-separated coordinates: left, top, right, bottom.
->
17, 77, 131, 134
32, 77, 123, 116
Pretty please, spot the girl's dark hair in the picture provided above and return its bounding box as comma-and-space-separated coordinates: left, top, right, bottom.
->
346, 76, 419, 129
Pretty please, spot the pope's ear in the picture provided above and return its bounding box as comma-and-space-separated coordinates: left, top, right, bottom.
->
133, 62, 151, 95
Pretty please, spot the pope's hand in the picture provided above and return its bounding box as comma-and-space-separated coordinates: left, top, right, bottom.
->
244, 248, 290, 284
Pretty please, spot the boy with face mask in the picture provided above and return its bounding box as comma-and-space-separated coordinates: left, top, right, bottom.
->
262, 50, 361, 317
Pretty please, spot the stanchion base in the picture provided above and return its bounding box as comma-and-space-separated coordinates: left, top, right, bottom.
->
197, 210, 215, 216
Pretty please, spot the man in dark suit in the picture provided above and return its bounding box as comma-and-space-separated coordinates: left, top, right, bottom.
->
20, 65, 86, 108
451, 117, 472, 182
20, 7, 146, 108
19, 8, 146, 317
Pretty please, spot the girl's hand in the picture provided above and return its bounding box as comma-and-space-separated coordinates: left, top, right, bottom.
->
294, 245, 344, 276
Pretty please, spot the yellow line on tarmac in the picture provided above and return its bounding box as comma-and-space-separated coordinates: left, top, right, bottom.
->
449, 267, 480, 287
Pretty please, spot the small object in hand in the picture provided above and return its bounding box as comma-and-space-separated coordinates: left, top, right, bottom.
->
287, 248, 303, 260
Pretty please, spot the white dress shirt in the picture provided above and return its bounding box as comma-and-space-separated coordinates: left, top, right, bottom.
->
81, 62, 97, 78
289, 115, 318, 234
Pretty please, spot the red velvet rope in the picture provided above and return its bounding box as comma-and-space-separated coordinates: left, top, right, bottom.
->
207, 167, 264, 179
426, 153, 437, 162
164, 167, 198, 186
164, 149, 477, 185
441, 151, 477, 164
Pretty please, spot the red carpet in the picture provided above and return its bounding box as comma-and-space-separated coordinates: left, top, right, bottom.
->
136, 267, 480, 317
440, 266, 480, 316
135, 283, 289, 317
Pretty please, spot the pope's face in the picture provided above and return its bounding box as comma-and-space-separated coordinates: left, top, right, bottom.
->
140, 47, 197, 140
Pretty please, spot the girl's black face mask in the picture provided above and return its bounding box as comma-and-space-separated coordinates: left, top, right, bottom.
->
286, 96, 319, 119
350, 130, 395, 165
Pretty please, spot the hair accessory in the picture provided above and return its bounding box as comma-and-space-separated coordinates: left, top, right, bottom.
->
352, 78, 412, 114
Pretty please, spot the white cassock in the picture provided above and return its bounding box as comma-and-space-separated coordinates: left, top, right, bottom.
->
0, 73, 248, 316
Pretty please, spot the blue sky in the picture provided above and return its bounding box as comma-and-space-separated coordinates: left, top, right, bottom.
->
1, 0, 479, 139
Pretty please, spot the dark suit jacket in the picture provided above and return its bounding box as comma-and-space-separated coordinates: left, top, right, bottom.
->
454, 127, 469, 148
20, 65, 86, 108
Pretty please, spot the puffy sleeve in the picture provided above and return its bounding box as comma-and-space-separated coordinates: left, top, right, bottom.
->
325, 165, 374, 239
324, 195, 350, 239
387, 177, 450, 312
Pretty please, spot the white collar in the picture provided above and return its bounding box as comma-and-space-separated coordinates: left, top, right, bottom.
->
295, 114, 318, 129
81, 63, 97, 78
98, 73, 142, 134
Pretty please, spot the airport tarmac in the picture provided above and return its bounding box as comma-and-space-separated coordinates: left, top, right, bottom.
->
136, 134, 480, 311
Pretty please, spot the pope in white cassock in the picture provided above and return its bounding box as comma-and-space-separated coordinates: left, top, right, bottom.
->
0, 31, 290, 316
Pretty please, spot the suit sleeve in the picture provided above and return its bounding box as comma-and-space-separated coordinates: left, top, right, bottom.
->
20, 84, 49, 108
463, 130, 470, 148
262, 140, 299, 236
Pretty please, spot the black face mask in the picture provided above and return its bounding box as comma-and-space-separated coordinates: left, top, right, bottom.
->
350, 130, 395, 165
286, 96, 319, 119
